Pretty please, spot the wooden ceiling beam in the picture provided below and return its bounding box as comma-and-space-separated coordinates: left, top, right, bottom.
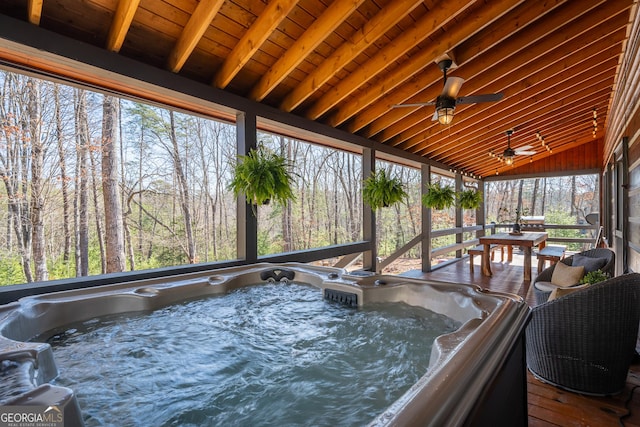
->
453, 0, 573, 66
249, 0, 366, 102
460, 99, 610, 174
390, 9, 629, 150
418, 50, 621, 157
347, 70, 440, 135
213, 0, 299, 89
27, 0, 43, 25
418, 86, 612, 166
167, 0, 225, 73
419, 69, 616, 160
418, 78, 614, 163
305, 0, 492, 122
461, 96, 610, 165
279, 0, 424, 112
368, 0, 601, 145
339, 0, 599, 134
106, 0, 141, 52
486, 134, 602, 177
467, 106, 607, 175
397, 37, 623, 153
348, 0, 569, 136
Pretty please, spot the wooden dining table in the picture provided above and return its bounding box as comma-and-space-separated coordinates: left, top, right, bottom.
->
479, 231, 548, 282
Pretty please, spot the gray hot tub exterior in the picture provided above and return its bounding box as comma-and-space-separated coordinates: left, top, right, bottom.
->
0, 263, 530, 426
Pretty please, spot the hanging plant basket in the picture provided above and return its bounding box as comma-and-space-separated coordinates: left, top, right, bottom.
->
362, 169, 408, 210
228, 145, 296, 206
457, 188, 483, 210
422, 182, 455, 210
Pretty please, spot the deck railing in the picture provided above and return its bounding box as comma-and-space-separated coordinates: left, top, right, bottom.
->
427, 223, 600, 270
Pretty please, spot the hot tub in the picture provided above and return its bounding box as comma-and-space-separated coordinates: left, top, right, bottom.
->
0, 263, 529, 426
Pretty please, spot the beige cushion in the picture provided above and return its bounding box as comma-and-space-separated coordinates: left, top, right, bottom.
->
548, 284, 590, 301
550, 262, 585, 287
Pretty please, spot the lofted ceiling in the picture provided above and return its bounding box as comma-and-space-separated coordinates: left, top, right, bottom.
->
0, 0, 635, 178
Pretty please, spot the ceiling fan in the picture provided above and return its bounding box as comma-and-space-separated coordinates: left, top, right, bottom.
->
393, 59, 504, 125
490, 129, 536, 165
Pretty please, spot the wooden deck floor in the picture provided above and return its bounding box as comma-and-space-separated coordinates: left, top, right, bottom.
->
400, 253, 640, 427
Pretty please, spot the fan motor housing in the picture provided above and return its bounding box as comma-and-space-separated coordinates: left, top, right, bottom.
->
436, 95, 456, 110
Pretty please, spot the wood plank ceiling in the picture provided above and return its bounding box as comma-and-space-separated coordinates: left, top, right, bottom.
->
0, 0, 635, 178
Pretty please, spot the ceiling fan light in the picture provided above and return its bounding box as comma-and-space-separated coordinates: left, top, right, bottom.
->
437, 107, 455, 125
435, 95, 456, 125
504, 155, 514, 166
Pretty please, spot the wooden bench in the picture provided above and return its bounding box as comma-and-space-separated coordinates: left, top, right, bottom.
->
468, 244, 504, 273
536, 245, 566, 271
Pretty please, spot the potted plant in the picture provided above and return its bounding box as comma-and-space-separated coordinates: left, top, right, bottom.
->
228, 145, 296, 206
457, 188, 483, 210
579, 269, 609, 285
422, 182, 456, 210
362, 169, 408, 210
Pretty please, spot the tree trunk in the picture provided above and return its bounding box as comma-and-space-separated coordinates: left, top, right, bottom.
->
169, 111, 196, 263
101, 95, 126, 273
517, 179, 524, 214
541, 178, 547, 214
27, 78, 48, 281
75, 88, 90, 276
89, 147, 106, 274
281, 137, 293, 251
0, 73, 33, 282
570, 175, 577, 216
531, 178, 539, 216
54, 84, 72, 263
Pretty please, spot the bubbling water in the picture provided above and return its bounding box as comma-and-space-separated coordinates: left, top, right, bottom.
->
43, 283, 460, 427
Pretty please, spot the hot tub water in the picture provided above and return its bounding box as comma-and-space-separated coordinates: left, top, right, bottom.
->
43, 283, 459, 427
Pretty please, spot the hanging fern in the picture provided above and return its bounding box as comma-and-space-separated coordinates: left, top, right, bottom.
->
422, 182, 456, 210
457, 188, 483, 210
362, 169, 408, 210
228, 145, 296, 206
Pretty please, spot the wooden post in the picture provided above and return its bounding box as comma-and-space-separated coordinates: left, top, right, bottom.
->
422, 164, 432, 272
236, 111, 258, 262
362, 148, 377, 272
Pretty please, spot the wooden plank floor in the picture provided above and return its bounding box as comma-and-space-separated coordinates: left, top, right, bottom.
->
399, 252, 640, 427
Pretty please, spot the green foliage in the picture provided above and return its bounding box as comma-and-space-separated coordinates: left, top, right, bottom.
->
362, 169, 408, 210
457, 189, 483, 210
229, 145, 296, 206
545, 209, 585, 251
422, 182, 456, 210
579, 269, 608, 285
0, 256, 27, 286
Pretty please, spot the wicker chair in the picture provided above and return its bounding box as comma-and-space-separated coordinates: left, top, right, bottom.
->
526, 273, 640, 396
533, 248, 615, 305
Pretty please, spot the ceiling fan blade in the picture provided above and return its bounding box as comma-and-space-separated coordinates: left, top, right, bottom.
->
431, 110, 438, 121
442, 76, 464, 98
391, 101, 436, 108
456, 92, 504, 104
516, 145, 533, 151
516, 150, 536, 156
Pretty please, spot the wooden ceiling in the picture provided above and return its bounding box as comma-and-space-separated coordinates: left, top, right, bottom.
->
0, 0, 635, 177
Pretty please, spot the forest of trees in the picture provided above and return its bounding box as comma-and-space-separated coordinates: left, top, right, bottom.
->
0, 70, 598, 286
0, 71, 426, 286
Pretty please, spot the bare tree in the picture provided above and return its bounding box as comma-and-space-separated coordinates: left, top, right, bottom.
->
101, 95, 125, 272
0, 73, 33, 281
531, 178, 539, 215
26, 78, 49, 281
53, 84, 72, 264
168, 111, 196, 263
88, 146, 106, 273
75, 88, 90, 276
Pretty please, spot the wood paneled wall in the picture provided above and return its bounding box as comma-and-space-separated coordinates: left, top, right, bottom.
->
607, 3, 640, 272
496, 139, 602, 178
